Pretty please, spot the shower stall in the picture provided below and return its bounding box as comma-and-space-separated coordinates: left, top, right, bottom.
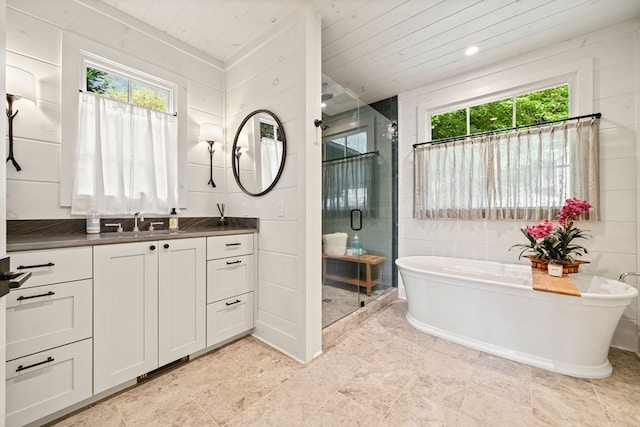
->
321, 74, 397, 328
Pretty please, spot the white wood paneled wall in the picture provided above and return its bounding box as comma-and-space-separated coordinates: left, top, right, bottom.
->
5, 0, 225, 219
398, 20, 640, 352
225, 4, 322, 362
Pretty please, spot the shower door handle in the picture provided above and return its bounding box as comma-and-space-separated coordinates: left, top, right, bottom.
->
350, 209, 362, 231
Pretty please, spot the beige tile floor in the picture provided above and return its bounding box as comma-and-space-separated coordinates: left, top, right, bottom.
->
52, 300, 640, 426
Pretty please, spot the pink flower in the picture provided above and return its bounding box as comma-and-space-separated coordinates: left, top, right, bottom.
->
526, 220, 554, 240
558, 198, 591, 226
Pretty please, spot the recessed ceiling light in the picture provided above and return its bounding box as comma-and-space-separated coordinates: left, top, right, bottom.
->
465, 45, 479, 56
321, 102, 327, 108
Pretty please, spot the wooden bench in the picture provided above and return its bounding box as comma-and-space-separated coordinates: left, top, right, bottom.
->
322, 253, 386, 296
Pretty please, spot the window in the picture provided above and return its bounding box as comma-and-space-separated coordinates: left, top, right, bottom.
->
82, 52, 175, 114
71, 53, 179, 215
324, 130, 368, 161
431, 84, 569, 140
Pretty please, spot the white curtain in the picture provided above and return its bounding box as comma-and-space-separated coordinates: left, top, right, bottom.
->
414, 118, 600, 220
71, 92, 179, 215
260, 137, 283, 187
323, 153, 375, 218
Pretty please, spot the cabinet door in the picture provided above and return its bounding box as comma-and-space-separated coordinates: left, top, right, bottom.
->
94, 242, 158, 394
158, 238, 206, 366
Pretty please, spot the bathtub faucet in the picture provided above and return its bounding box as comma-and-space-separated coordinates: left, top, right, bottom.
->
618, 272, 640, 282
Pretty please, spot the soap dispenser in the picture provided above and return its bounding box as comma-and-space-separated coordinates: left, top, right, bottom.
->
169, 208, 179, 230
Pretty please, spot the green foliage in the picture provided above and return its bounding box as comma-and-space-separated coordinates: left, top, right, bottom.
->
516, 85, 569, 126
470, 97, 512, 134
86, 67, 168, 113
431, 108, 466, 140
430, 85, 569, 140
132, 86, 168, 113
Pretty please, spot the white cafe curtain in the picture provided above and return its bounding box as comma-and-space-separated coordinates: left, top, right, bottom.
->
71, 92, 179, 215
260, 137, 283, 187
413, 118, 600, 220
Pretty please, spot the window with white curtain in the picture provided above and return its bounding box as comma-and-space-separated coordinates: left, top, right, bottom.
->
322, 153, 376, 217
71, 53, 179, 215
413, 118, 600, 220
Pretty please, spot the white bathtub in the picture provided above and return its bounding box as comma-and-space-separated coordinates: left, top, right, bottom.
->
395, 256, 638, 379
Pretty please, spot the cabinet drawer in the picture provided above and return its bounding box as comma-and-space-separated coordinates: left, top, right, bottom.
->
9, 247, 92, 288
6, 279, 92, 361
5, 339, 92, 427
207, 292, 254, 347
207, 255, 254, 303
207, 234, 253, 260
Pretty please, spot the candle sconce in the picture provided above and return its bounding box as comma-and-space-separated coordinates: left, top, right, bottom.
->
5, 66, 36, 172
199, 123, 224, 188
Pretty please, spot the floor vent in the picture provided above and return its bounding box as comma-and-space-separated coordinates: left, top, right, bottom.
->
137, 356, 189, 384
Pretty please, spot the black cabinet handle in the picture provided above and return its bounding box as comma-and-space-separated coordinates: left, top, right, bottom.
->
16, 356, 54, 372
150, 245, 156, 251
226, 260, 242, 265
225, 243, 241, 247
164, 244, 170, 249
225, 299, 241, 306
17, 291, 55, 301
17, 262, 54, 270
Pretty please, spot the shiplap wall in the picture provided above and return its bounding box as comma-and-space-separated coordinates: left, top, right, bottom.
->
5, 0, 225, 219
398, 20, 640, 351
225, 4, 322, 362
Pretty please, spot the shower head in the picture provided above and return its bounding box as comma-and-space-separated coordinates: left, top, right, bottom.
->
321, 82, 334, 102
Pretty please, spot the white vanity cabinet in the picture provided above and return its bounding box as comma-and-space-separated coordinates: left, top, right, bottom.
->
93, 237, 206, 394
206, 234, 256, 346
5, 247, 93, 427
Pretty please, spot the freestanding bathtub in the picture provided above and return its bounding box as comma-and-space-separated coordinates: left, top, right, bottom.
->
395, 256, 638, 378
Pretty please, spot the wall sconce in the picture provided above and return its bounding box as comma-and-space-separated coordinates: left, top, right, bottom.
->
199, 123, 223, 188
234, 132, 249, 174
6, 66, 36, 171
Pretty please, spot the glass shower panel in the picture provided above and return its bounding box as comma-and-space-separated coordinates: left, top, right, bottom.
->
321, 74, 394, 328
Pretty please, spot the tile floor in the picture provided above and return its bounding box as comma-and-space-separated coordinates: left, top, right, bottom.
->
52, 300, 640, 426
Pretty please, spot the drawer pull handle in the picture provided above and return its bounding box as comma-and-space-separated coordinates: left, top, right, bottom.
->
164, 244, 170, 249
150, 245, 156, 251
16, 356, 54, 372
17, 262, 55, 270
225, 243, 241, 247
226, 260, 242, 265
225, 299, 241, 306
17, 291, 55, 301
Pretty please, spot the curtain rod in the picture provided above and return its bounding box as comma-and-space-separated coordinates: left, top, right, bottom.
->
413, 112, 601, 149
322, 150, 379, 164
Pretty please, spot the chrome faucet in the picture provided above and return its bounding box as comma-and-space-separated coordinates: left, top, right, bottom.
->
133, 212, 144, 232
619, 272, 640, 282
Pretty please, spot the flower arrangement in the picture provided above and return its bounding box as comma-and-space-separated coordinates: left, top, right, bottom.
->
511, 198, 592, 265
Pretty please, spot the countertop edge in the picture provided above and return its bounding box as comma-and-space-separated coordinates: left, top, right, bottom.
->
7, 228, 259, 252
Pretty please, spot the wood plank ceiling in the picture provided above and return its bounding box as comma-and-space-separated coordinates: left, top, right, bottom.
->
101, 0, 640, 105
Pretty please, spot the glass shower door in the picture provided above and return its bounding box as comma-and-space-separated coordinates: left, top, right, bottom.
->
321, 74, 395, 328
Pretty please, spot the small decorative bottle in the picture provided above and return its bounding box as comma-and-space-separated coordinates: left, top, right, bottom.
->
86, 211, 100, 234
169, 208, 179, 230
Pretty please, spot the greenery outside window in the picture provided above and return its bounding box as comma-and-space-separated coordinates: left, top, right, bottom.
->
431, 84, 569, 140
82, 52, 175, 114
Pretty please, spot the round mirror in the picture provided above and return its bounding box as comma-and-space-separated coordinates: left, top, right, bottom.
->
232, 109, 286, 196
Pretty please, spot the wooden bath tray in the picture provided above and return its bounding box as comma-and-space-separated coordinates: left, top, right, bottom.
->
531, 269, 581, 297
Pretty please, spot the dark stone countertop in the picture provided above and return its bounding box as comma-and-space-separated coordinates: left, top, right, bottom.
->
7, 217, 259, 252
7, 227, 258, 252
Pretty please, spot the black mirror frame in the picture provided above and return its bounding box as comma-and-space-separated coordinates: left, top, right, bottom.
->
232, 109, 287, 197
